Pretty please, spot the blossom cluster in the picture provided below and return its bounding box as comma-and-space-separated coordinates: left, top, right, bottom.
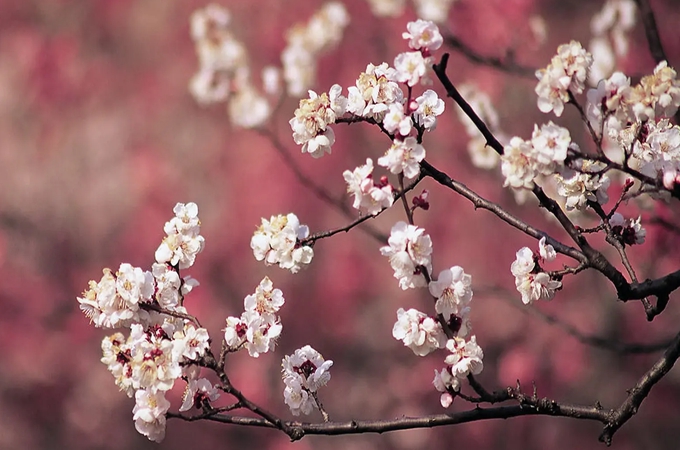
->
281, 346, 333, 416
511, 237, 562, 305
282, 2, 349, 96
535, 41, 593, 117
250, 213, 314, 273
290, 20, 445, 217
381, 219, 482, 407
79, 203, 217, 442
223, 277, 284, 357
188, 4, 271, 128
585, 64, 680, 190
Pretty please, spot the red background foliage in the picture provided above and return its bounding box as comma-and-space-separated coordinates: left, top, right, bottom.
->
1, 0, 680, 449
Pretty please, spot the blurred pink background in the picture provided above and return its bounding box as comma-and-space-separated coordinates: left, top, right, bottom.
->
1, 0, 680, 449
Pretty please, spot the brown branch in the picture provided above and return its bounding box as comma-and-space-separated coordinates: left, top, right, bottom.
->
419, 160, 586, 263
633, 0, 668, 64
257, 127, 387, 244
442, 32, 536, 78
599, 328, 680, 444
300, 173, 424, 245
189, 402, 607, 439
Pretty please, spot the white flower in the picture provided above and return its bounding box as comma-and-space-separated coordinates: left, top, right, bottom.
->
179, 378, 220, 412
250, 213, 314, 273
244, 276, 285, 315
223, 316, 247, 349
347, 63, 404, 119
538, 237, 556, 262
242, 311, 282, 357
402, 19, 443, 52
624, 61, 680, 121
535, 41, 593, 116
342, 158, 394, 215
393, 51, 429, 87
516, 272, 562, 305
433, 368, 459, 408
172, 324, 210, 362
511, 247, 535, 278
155, 203, 205, 269
377, 137, 425, 179
501, 137, 536, 189
380, 221, 433, 290
133, 389, 171, 442
392, 308, 447, 356
282, 345, 333, 392
283, 376, 315, 416
189, 68, 230, 105
383, 103, 413, 136
290, 90, 338, 157
530, 122, 570, 173
413, 89, 445, 131
555, 166, 610, 211
444, 336, 484, 378
428, 266, 473, 321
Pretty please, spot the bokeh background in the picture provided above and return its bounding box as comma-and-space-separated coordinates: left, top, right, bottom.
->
1, 0, 680, 449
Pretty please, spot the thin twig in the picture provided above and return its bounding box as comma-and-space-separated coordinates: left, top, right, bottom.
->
442, 32, 536, 78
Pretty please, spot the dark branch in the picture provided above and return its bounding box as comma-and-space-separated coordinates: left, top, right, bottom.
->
599, 329, 680, 444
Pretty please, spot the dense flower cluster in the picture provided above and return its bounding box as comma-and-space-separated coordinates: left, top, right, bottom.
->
511, 238, 562, 305
535, 41, 594, 117
223, 277, 284, 357
282, 2, 349, 96
79, 203, 214, 442
281, 346, 333, 416
250, 213, 314, 273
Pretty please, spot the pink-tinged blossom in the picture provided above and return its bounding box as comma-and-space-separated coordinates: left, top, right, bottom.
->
346, 63, 403, 119
281, 346, 333, 416
444, 336, 484, 378
515, 271, 562, 305
377, 137, 425, 180
392, 308, 447, 356
342, 158, 394, 215
609, 213, 646, 246
179, 378, 220, 412
433, 367, 460, 408
244, 276, 285, 315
